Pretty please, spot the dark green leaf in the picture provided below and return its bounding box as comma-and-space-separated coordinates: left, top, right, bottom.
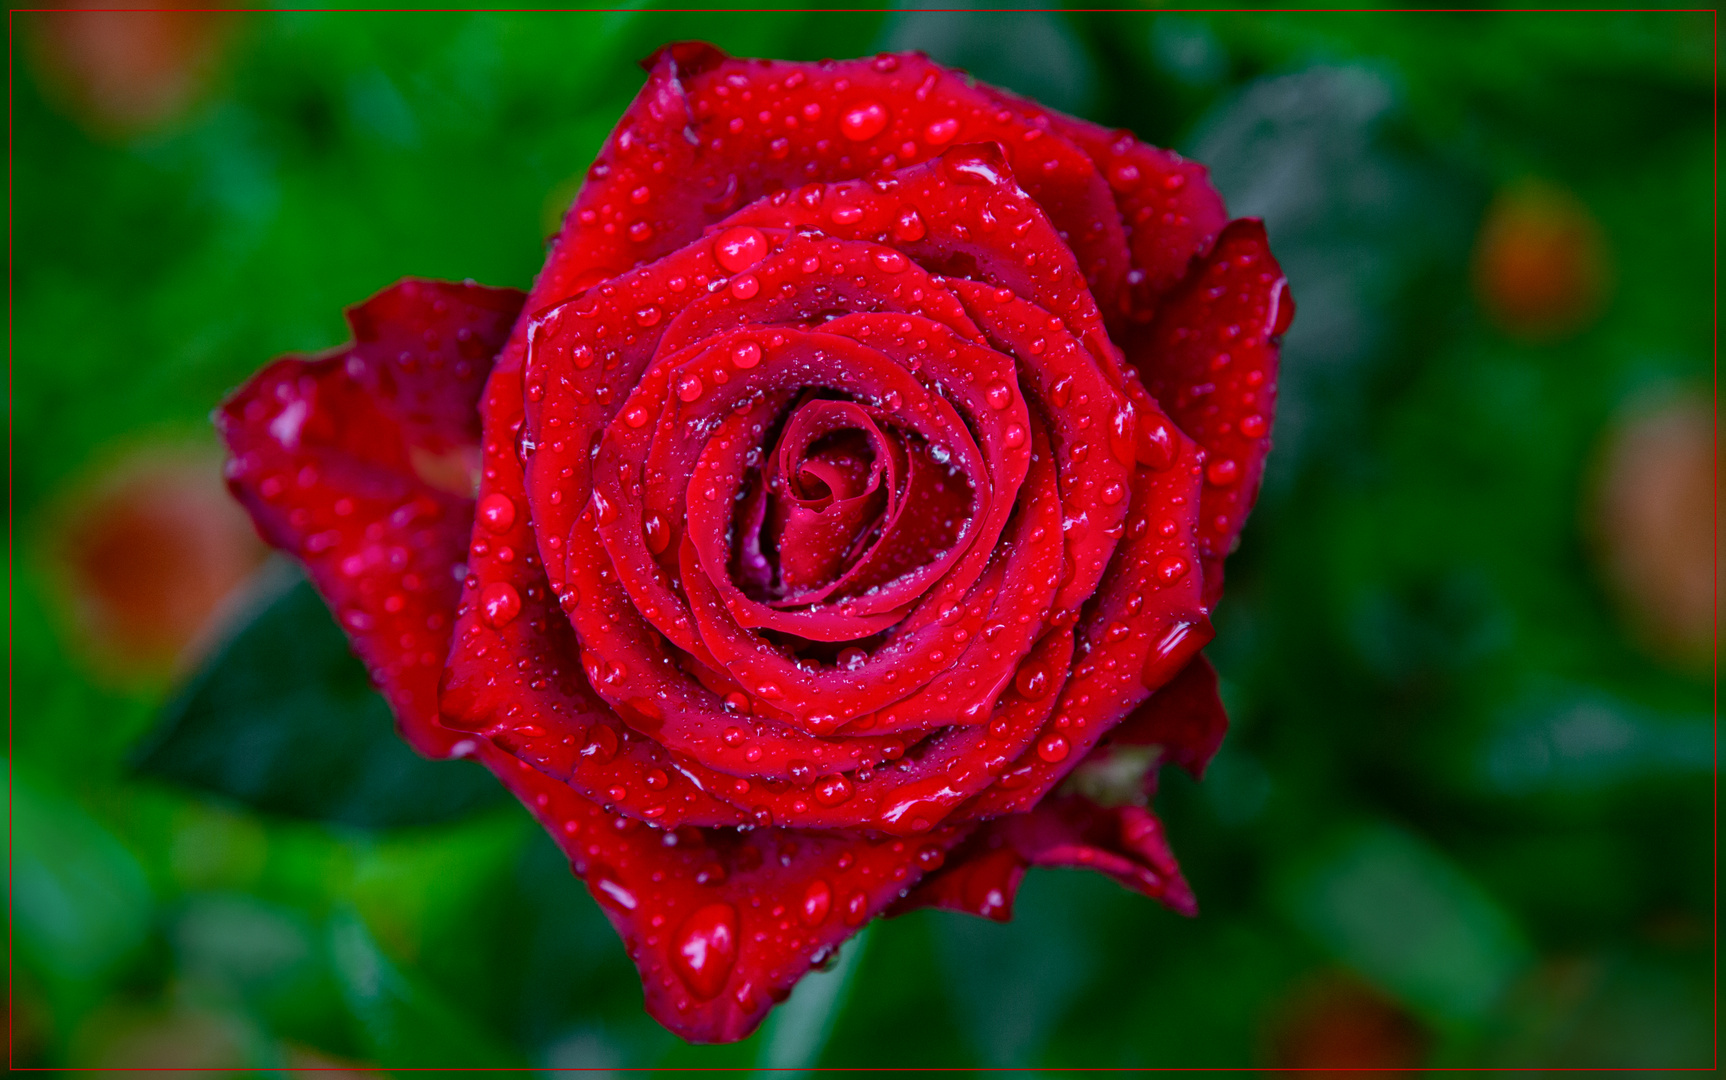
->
133, 561, 508, 828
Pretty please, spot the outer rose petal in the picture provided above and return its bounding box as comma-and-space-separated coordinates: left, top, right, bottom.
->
1124, 219, 1293, 605
1109, 652, 1230, 779
894, 794, 1196, 921
217, 279, 524, 757
470, 736, 964, 1043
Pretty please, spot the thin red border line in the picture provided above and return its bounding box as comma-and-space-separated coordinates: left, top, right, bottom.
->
2, 6, 1722, 11
3, 4, 1712, 1069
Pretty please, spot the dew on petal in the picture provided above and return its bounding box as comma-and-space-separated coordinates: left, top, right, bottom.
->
480, 582, 521, 626
477, 492, 516, 532
713, 226, 770, 273
840, 101, 889, 140
670, 902, 739, 1000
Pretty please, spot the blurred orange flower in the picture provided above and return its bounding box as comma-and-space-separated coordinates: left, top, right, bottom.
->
1589, 392, 1714, 669
47, 444, 266, 679
30, 2, 238, 136
1267, 971, 1429, 1075
1472, 180, 1611, 341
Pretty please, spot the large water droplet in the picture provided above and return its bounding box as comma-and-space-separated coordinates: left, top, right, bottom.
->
713, 226, 769, 273
840, 101, 889, 141
1036, 733, 1070, 762
478, 492, 516, 532
481, 582, 521, 627
1015, 665, 1049, 700
813, 774, 853, 806
924, 117, 959, 145
671, 902, 739, 1000
802, 879, 832, 926
893, 207, 926, 242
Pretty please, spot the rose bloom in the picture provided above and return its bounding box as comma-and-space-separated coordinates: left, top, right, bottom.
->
218, 43, 1290, 1043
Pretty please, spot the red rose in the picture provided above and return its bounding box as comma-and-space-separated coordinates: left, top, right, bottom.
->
218, 42, 1291, 1044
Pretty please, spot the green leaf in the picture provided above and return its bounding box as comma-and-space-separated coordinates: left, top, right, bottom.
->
327, 907, 522, 1068
132, 561, 508, 828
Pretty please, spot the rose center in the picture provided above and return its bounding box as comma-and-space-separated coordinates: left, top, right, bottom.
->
734, 394, 972, 607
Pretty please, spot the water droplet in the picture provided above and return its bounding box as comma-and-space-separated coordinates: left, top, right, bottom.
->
635, 305, 662, 327
624, 405, 650, 428
582, 724, 619, 763
678, 373, 705, 402
645, 514, 670, 554
1100, 482, 1125, 505
830, 204, 864, 226
756, 682, 785, 700
1137, 416, 1175, 469
628, 220, 654, 243
1206, 458, 1239, 486
1157, 555, 1189, 584
985, 382, 1013, 410
1108, 162, 1141, 191
813, 774, 853, 806
594, 872, 637, 911
843, 890, 870, 926
481, 582, 521, 626
873, 249, 907, 273
1003, 423, 1027, 449
1015, 665, 1049, 700
801, 880, 832, 925
892, 206, 926, 242
732, 341, 762, 369
478, 492, 516, 532
1049, 376, 1074, 408
840, 101, 889, 141
713, 226, 769, 273
943, 146, 1004, 186
592, 490, 618, 525
671, 902, 739, 1000
924, 117, 959, 144
1037, 733, 1070, 762
730, 274, 760, 300
1239, 413, 1267, 439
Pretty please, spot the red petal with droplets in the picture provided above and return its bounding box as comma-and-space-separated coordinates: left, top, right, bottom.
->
896, 794, 1195, 920
1110, 652, 1231, 779
217, 279, 523, 757
1123, 219, 1291, 605
470, 735, 964, 1043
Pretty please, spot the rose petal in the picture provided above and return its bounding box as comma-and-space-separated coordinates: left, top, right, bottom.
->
1108, 652, 1230, 779
470, 734, 966, 1043
217, 279, 522, 757
1124, 219, 1291, 605
894, 794, 1195, 920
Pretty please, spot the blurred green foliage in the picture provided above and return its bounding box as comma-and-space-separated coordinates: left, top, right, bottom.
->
12, 5, 1714, 1071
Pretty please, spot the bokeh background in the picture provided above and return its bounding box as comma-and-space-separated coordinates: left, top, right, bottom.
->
12, 4, 1715, 1071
